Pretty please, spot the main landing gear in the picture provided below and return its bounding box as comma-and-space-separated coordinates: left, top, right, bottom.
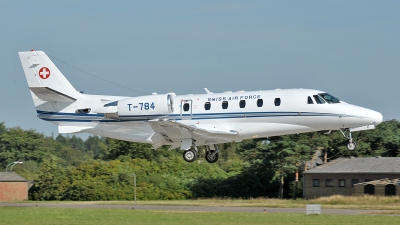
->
340, 128, 356, 151
183, 149, 197, 163
205, 144, 219, 164
182, 144, 220, 163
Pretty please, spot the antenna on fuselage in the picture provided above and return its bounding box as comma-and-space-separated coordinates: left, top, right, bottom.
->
204, 88, 213, 94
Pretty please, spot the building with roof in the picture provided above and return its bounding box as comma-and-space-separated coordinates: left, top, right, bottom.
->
0, 172, 29, 201
354, 178, 400, 196
303, 157, 400, 199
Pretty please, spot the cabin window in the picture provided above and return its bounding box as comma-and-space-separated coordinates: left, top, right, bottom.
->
274, 98, 281, 106
76, 108, 91, 114
319, 93, 340, 104
183, 103, 190, 112
257, 99, 263, 107
307, 96, 314, 104
313, 95, 325, 104
326, 179, 333, 187
204, 102, 211, 110
239, 100, 246, 108
222, 101, 228, 109
339, 179, 346, 187
351, 179, 359, 187
313, 179, 320, 187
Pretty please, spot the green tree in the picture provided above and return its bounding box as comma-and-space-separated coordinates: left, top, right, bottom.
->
29, 155, 68, 200
253, 136, 313, 198
55, 134, 67, 145
0, 127, 51, 170
0, 122, 6, 135
101, 139, 173, 161
12, 160, 39, 181
361, 120, 400, 157
216, 143, 243, 175
317, 120, 400, 160
55, 134, 85, 151
84, 136, 106, 158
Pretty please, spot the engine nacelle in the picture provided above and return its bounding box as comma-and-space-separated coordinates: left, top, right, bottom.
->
117, 93, 174, 120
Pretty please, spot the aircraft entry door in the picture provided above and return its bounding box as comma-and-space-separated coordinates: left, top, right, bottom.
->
180, 99, 193, 120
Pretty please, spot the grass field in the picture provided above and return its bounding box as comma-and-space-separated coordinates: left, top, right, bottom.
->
2, 196, 400, 224
0, 207, 399, 225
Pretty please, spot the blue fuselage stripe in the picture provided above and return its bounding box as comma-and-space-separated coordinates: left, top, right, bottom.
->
36, 110, 354, 123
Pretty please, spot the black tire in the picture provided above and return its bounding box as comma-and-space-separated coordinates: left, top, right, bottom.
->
183, 149, 197, 163
205, 150, 219, 163
347, 141, 356, 151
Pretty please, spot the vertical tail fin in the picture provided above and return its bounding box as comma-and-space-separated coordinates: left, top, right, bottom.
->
18, 50, 79, 103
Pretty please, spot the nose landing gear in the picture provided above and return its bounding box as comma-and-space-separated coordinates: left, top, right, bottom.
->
340, 128, 357, 151
347, 141, 357, 151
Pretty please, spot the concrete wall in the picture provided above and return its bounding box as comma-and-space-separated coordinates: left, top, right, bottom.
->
304, 174, 400, 199
375, 185, 385, 196
354, 184, 364, 196
0, 182, 28, 201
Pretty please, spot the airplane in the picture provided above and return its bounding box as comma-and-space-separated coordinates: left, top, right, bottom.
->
18, 50, 383, 163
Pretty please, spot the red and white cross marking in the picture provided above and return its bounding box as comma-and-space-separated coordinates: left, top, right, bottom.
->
38, 67, 51, 79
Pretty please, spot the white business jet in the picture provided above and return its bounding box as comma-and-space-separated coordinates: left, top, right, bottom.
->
19, 50, 383, 163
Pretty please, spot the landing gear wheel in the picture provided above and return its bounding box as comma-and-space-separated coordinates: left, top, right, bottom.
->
347, 141, 356, 151
340, 129, 357, 151
205, 150, 219, 163
183, 149, 197, 163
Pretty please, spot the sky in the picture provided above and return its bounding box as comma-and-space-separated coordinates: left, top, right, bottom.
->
1, 1, 399, 138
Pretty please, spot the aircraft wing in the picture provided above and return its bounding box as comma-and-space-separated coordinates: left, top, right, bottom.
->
58, 125, 96, 134
148, 120, 238, 150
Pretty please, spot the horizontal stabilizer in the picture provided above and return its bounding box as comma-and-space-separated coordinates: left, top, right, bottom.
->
58, 125, 94, 134
30, 87, 76, 102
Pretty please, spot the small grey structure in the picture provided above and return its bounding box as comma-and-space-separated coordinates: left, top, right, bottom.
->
306, 204, 321, 215
303, 157, 400, 199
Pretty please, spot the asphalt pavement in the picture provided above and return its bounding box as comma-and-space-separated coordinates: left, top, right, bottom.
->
0, 202, 396, 215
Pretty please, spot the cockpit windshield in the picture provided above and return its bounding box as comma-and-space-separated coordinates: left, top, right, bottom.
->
318, 93, 340, 104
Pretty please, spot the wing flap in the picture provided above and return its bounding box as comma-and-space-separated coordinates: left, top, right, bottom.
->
150, 132, 168, 150
148, 120, 238, 149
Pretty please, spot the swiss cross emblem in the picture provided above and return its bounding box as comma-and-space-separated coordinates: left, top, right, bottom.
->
38, 67, 51, 79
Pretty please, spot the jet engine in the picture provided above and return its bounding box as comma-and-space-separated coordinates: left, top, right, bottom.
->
117, 93, 175, 120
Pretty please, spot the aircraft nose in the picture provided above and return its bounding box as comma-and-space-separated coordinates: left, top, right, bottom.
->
365, 109, 383, 126
343, 104, 383, 128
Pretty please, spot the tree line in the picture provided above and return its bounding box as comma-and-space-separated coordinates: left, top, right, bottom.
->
0, 120, 399, 200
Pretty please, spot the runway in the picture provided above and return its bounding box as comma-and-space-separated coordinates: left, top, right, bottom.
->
0, 202, 395, 215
